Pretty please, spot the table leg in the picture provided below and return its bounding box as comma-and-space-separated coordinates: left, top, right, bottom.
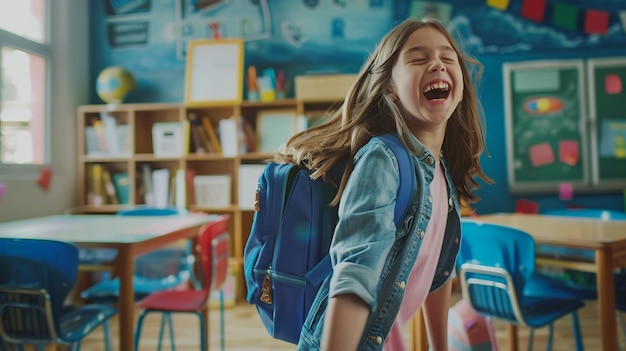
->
506, 324, 518, 351
117, 247, 134, 351
412, 308, 428, 351
202, 305, 210, 349
596, 248, 618, 351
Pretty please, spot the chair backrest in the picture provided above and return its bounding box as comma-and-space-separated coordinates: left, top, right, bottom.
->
196, 215, 230, 293
515, 199, 539, 214
116, 206, 190, 280
543, 208, 626, 221
0, 238, 79, 343
457, 220, 537, 325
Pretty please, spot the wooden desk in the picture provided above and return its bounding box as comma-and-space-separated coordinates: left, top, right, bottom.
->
474, 213, 626, 351
0, 213, 215, 351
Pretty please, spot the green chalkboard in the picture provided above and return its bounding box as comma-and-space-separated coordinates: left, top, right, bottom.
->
587, 57, 626, 185
503, 60, 589, 192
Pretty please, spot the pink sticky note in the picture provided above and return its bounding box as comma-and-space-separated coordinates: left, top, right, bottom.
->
559, 183, 574, 200
0, 182, 5, 202
606, 74, 623, 95
529, 143, 555, 167
559, 140, 579, 166
37, 167, 52, 191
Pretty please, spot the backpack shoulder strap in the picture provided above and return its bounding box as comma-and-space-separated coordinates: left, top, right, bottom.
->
374, 134, 415, 226
306, 135, 416, 287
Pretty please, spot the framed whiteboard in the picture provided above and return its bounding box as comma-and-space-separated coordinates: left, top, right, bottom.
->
184, 38, 244, 106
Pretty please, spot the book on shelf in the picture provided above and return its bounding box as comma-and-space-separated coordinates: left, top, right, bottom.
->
167, 170, 177, 206
185, 168, 197, 205
196, 123, 214, 153
93, 119, 108, 154
101, 168, 119, 204
101, 112, 121, 156
201, 116, 222, 154
84, 113, 131, 157
141, 164, 154, 206
257, 112, 307, 153
152, 168, 170, 208
190, 123, 208, 154
241, 118, 258, 153
88, 163, 104, 206
164, 168, 189, 208
112, 172, 130, 204
84, 126, 102, 156
218, 118, 239, 157
188, 112, 214, 154
238, 164, 266, 210
175, 168, 187, 209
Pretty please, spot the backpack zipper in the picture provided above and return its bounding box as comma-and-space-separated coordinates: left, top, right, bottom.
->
255, 266, 307, 305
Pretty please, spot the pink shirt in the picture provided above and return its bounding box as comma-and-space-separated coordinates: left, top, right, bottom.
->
384, 161, 448, 351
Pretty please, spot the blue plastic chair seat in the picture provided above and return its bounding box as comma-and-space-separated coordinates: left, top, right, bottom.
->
59, 304, 117, 342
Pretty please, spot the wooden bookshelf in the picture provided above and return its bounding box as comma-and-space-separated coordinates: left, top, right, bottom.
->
76, 99, 340, 301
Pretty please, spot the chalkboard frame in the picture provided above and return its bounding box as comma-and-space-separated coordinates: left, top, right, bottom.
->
503, 59, 590, 194
586, 57, 626, 189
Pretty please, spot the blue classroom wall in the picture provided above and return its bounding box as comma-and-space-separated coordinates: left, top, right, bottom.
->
89, 0, 626, 214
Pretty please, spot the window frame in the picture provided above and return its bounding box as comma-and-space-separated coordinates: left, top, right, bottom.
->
0, 2, 52, 179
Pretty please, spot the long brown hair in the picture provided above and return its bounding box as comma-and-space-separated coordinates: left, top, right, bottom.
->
275, 18, 492, 205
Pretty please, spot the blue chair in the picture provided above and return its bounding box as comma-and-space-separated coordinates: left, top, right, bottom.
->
80, 206, 193, 303
0, 238, 117, 351
458, 220, 587, 351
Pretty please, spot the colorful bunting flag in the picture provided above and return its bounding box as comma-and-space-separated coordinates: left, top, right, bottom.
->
487, 0, 510, 11
520, 0, 546, 23
584, 9, 609, 35
552, 3, 578, 31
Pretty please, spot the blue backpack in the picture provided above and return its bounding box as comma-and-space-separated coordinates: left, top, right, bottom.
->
243, 134, 416, 344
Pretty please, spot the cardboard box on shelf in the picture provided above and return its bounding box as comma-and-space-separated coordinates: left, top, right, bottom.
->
295, 74, 357, 101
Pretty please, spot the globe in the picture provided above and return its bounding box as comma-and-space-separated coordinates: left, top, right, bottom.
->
96, 66, 136, 104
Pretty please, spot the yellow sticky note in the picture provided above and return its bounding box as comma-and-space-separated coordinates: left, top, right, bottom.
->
487, 0, 510, 10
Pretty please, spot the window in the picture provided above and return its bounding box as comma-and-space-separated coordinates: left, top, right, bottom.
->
0, 0, 49, 170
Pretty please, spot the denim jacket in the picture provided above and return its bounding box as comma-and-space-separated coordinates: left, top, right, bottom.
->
297, 134, 462, 350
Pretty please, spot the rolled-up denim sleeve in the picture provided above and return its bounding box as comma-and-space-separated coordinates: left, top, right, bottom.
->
328, 141, 400, 310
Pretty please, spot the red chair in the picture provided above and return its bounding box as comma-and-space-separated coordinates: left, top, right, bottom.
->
133, 215, 230, 351
515, 199, 539, 214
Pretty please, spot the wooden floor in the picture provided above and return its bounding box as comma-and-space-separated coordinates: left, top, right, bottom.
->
69, 293, 624, 351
